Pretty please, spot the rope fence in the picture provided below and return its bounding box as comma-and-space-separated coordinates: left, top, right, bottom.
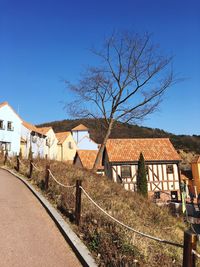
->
31, 162, 43, 172
2, 153, 200, 266
48, 169, 75, 189
192, 249, 200, 259
80, 185, 183, 248
18, 158, 27, 168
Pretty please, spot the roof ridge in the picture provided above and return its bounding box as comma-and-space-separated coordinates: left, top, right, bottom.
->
0, 101, 23, 122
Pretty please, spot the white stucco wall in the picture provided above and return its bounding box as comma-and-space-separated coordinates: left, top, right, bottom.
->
77, 136, 98, 150
0, 104, 22, 156
45, 129, 58, 160
21, 125, 46, 158
72, 130, 89, 143
72, 130, 98, 150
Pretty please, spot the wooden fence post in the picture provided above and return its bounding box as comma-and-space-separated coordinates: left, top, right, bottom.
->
28, 160, 33, 178
75, 180, 82, 226
183, 229, 197, 267
16, 156, 20, 172
4, 151, 8, 165
45, 164, 50, 190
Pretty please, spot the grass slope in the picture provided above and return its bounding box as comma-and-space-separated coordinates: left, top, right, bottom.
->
2, 156, 186, 267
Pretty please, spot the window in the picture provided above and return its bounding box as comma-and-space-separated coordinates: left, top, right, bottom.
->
0, 142, 11, 151
167, 164, 173, 174
121, 165, 131, 178
7, 121, 13, 131
68, 141, 73, 149
0, 120, 4, 130
154, 191, 160, 199
171, 191, 178, 202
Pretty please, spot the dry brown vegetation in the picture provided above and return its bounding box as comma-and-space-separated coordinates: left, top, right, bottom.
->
1, 155, 186, 266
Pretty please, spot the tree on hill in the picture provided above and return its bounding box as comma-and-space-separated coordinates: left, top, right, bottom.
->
65, 30, 178, 170
137, 152, 148, 197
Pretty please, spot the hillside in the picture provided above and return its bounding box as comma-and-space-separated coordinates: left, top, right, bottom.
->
38, 119, 200, 168
1, 156, 186, 266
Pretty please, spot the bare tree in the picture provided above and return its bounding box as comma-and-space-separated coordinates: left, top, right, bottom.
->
66, 31, 177, 170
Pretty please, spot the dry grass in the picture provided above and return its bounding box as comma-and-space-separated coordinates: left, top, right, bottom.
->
1, 156, 187, 266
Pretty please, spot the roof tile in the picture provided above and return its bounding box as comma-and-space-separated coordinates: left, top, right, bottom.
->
72, 124, 89, 131
105, 138, 180, 162
77, 150, 103, 169
56, 132, 71, 144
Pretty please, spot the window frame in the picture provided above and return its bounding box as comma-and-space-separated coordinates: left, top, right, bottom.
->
167, 164, 174, 174
121, 165, 132, 178
0, 120, 5, 130
7, 121, 14, 131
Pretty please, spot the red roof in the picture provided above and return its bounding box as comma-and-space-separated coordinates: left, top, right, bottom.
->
55, 132, 71, 144
105, 138, 181, 162
37, 127, 52, 135
22, 121, 46, 136
76, 150, 103, 169
71, 124, 89, 131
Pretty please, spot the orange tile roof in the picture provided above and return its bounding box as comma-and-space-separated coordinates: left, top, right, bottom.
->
105, 138, 181, 162
56, 132, 71, 144
37, 127, 52, 134
192, 155, 200, 164
22, 121, 46, 135
77, 150, 103, 169
72, 124, 89, 131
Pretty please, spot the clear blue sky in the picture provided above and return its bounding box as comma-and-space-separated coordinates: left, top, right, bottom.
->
0, 0, 199, 135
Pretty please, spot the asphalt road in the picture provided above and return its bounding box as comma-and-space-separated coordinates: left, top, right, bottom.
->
0, 169, 81, 267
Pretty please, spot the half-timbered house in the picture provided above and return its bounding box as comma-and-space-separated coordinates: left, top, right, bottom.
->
103, 138, 181, 202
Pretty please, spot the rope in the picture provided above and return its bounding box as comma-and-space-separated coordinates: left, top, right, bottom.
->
192, 249, 200, 258
80, 186, 183, 248
31, 162, 43, 172
6, 156, 13, 164
48, 169, 75, 188
18, 158, 27, 168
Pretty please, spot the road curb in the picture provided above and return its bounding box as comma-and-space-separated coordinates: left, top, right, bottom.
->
1, 167, 97, 267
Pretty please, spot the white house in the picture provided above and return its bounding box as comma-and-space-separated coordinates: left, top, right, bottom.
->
0, 102, 22, 156
103, 138, 181, 202
71, 124, 99, 150
38, 127, 58, 160
21, 121, 46, 159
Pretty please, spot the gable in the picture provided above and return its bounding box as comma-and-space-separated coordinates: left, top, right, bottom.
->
0, 102, 22, 123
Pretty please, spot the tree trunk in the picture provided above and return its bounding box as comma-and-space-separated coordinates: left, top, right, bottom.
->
93, 119, 114, 171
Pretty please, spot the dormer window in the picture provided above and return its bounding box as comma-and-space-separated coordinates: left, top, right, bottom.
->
7, 121, 14, 131
0, 120, 4, 130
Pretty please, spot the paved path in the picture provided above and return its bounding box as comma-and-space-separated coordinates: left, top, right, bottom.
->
0, 169, 82, 267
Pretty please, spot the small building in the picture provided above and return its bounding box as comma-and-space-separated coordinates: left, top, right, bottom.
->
191, 156, 200, 194
21, 121, 46, 159
38, 127, 58, 160
55, 131, 77, 162
74, 150, 104, 174
71, 124, 99, 150
0, 102, 22, 156
103, 138, 181, 201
